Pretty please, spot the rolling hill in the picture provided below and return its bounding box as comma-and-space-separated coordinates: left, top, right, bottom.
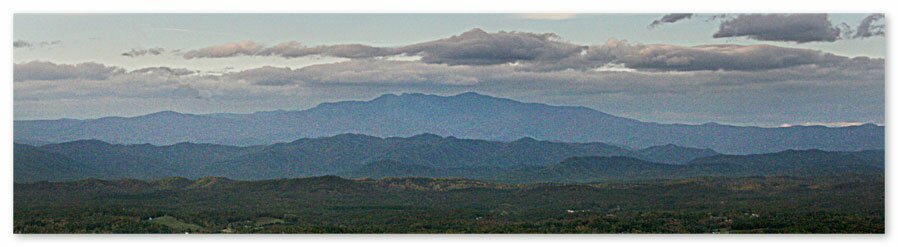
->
13, 134, 883, 183
496, 149, 884, 183
13, 134, 644, 182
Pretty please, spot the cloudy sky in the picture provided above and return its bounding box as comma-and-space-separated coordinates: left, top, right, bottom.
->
13, 14, 885, 127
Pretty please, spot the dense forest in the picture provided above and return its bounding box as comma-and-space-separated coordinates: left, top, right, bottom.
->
15, 175, 884, 233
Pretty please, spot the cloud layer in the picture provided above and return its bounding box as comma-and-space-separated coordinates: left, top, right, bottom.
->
13, 28, 885, 126
183, 40, 264, 59
14, 61, 124, 82
121, 47, 167, 57
713, 14, 842, 43
854, 14, 886, 38
182, 28, 586, 66
647, 13, 886, 43
179, 29, 879, 73
648, 13, 693, 28
13, 40, 61, 48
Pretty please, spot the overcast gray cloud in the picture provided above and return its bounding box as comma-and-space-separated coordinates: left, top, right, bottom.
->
854, 14, 886, 38
648, 13, 693, 28
713, 14, 842, 43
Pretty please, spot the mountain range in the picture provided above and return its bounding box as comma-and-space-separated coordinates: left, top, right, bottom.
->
14, 134, 882, 183
14, 92, 884, 154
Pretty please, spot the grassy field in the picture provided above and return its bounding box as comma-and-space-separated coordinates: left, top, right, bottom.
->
149, 216, 204, 232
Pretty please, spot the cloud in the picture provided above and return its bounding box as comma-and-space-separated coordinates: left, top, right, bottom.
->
222, 61, 482, 87
258, 42, 395, 59
397, 28, 586, 65
854, 14, 885, 38
14, 57, 883, 126
289, 60, 483, 86
14, 28, 884, 124
649, 13, 884, 42
121, 47, 167, 57
648, 13, 693, 28
713, 14, 842, 43
14, 40, 32, 48
183, 40, 264, 59
584, 40, 865, 71
14, 40, 61, 48
496, 38, 879, 73
195, 55, 880, 99
183, 29, 586, 66
130, 67, 196, 76
225, 66, 302, 86
14, 64, 230, 102
178, 29, 875, 74
14, 61, 125, 82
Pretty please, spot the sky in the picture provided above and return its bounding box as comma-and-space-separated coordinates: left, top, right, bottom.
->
13, 14, 886, 127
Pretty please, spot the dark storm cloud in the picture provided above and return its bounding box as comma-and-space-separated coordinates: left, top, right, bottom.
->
121, 47, 167, 57
853, 14, 885, 38
713, 14, 842, 43
648, 13, 694, 28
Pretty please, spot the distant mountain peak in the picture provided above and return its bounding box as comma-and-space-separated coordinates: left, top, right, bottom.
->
453, 91, 487, 97
57, 139, 114, 147
145, 110, 183, 117
327, 133, 380, 141
408, 133, 444, 140
372, 93, 399, 100
126, 110, 201, 121
387, 91, 494, 100
512, 137, 540, 143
